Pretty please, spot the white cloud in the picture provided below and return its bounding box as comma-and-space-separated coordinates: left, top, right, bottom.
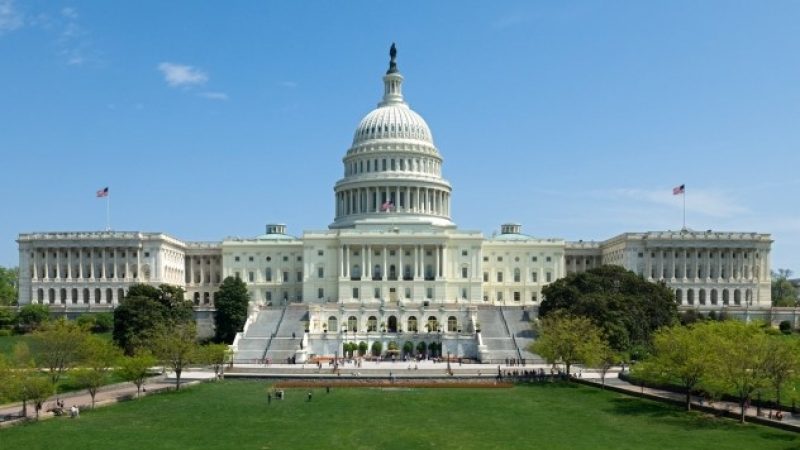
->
61, 7, 78, 20
0, 0, 23, 35
198, 91, 229, 101
158, 62, 208, 87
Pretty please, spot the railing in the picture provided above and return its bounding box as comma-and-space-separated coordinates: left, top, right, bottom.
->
499, 307, 523, 361
261, 304, 289, 361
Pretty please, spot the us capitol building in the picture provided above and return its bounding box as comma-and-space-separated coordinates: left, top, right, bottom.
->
16, 46, 774, 362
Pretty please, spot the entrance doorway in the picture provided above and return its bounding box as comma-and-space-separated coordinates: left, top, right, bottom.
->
387, 315, 398, 333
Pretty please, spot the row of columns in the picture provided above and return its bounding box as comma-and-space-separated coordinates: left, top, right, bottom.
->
186, 255, 222, 286
336, 186, 450, 217
345, 155, 441, 177
31, 247, 141, 281
339, 244, 447, 281
645, 248, 765, 281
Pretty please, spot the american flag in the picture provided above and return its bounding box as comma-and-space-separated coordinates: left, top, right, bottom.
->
672, 184, 685, 195
96, 187, 109, 198
380, 201, 394, 212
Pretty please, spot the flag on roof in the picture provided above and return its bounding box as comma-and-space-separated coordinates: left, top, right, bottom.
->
96, 187, 109, 198
672, 184, 685, 195
380, 201, 394, 212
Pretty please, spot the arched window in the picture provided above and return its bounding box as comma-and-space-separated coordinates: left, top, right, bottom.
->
427, 316, 439, 332
746, 289, 753, 305
711, 289, 718, 305
448, 316, 458, 332
82, 288, 89, 304
387, 316, 397, 332
71, 288, 78, 304
203, 292, 210, 304
687, 289, 694, 305
48, 288, 55, 304
408, 316, 418, 332
106, 288, 113, 303
60, 288, 67, 304
94, 288, 102, 304
327, 316, 338, 332
675, 288, 682, 304
722, 290, 730, 305
118, 288, 125, 302
348, 316, 358, 332
37, 288, 44, 302
367, 316, 378, 332
734, 289, 741, 306
699, 289, 706, 305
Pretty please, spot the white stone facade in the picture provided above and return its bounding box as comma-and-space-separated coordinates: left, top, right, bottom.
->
16, 48, 773, 320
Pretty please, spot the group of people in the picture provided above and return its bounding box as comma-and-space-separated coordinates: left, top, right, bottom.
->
48, 399, 80, 418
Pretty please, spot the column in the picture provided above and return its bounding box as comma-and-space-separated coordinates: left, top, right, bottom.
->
67, 248, 73, 280
125, 249, 130, 280
441, 245, 447, 279
434, 245, 440, 280
395, 186, 400, 210
361, 244, 367, 280
382, 246, 387, 281
32, 250, 38, 280
55, 249, 61, 280
367, 245, 372, 280
136, 248, 141, 280
101, 248, 107, 279
399, 246, 403, 280
114, 248, 119, 279
339, 245, 345, 278
201, 256, 206, 285
345, 245, 350, 278
414, 245, 420, 280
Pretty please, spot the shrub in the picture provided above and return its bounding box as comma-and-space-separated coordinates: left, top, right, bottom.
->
0, 308, 15, 329
416, 341, 427, 355
93, 313, 113, 333
371, 341, 383, 356
76, 314, 97, 330
358, 341, 368, 356
16, 304, 50, 332
779, 320, 792, 334
0, 328, 12, 336
403, 341, 414, 355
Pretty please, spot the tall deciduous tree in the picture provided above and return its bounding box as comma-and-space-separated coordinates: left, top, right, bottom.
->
118, 350, 157, 398
32, 318, 89, 383
540, 265, 678, 354
0, 266, 18, 306
151, 322, 197, 390
213, 276, 250, 344
113, 284, 193, 355
763, 337, 800, 409
196, 343, 231, 380
15, 304, 50, 332
532, 312, 607, 376
772, 269, 798, 307
634, 324, 710, 411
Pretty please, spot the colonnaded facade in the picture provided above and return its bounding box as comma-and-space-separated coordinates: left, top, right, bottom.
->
16, 46, 773, 361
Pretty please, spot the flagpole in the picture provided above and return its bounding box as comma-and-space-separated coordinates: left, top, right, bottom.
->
106, 193, 111, 231
682, 187, 686, 230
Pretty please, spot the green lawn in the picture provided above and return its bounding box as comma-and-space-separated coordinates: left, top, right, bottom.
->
2, 381, 798, 449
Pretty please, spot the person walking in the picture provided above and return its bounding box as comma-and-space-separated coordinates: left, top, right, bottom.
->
267, 392, 272, 405
307, 391, 312, 402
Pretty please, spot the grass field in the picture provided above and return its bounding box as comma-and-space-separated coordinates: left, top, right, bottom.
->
2, 381, 798, 449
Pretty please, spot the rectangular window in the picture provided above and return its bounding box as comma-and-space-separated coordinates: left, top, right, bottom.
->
426, 288, 433, 299
374, 288, 381, 299
514, 291, 520, 301
531, 293, 537, 302
266, 291, 272, 301
497, 256, 503, 262
235, 271, 240, 279
352, 288, 359, 299
283, 256, 288, 262
234, 256, 240, 262
461, 288, 467, 299
318, 267, 324, 278
405, 287, 411, 299
532, 256, 537, 262
248, 256, 254, 262
248, 272, 254, 282
318, 250, 324, 256
497, 291, 503, 301
461, 267, 468, 279
546, 256, 552, 262
462, 250, 468, 256
532, 272, 538, 282
483, 272, 489, 282
297, 272, 302, 282
283, 272, 289, 283
317, 288, 324, 299
497, 272, 503, 282
546, 272, 552, 283
514, 272, 520, 282
483, 256, 489, 262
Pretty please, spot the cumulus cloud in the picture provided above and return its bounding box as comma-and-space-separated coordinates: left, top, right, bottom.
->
0, 0, 23, 35
157, 62, 208, 87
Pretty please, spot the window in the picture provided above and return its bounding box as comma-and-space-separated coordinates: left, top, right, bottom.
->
283, 256, 288, 262
461, 267, 468, 279
297, 272, 302, 282
408, 316, 418, 332
532, 272, 538, 282
426, 288, 433, 299
497, 271, 503, 282
462, 250, 468, 256
448, 316, 458, 332
234, 271, 241, 279
546, 256, 552, 262
266, 256, 272, 261
514, 291, 521, 301
234, 256, 240, 262
374, 288, 381, 299
318, 266, 324, 278
546, 272, 552, 283
531, 293, 538, 302
532, 256, 537, 262
497, 256, 503, 262
483, 272, 489, 282
317, 288, 324, 299
405, 287, 411, 299
283, 271, 289, 283
368, 316, 378, 332
497, 291, 503, 301
144, 252, 150, 258
297, 256, 302, 261
248, 256, 254, 262
352, 288, 359, 299
265, 268, 272, 282
483, 256, 489, 262
461, 288, 467, 299
513, 268, 520, 282
317, 250, 324, 256
248, 272, 254, 282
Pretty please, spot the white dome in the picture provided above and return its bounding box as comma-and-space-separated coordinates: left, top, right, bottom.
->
352, 104, 433, 145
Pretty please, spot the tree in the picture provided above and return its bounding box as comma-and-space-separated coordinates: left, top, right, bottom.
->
371, 340, 383, 357
32, 318, 89, 383
634, 324, 710, 411
540, 265, 678, 354
196, 343, 230, 381
113, 284, 193, 355
0, 307, 15, 330
403, 341, 414, 356
213, 276, 250, 344
772, 269, 798, 307
26, 374, 55, 420
416, 341, 427, 356
358, 341, 368, 356
74, 336, 122, 408
151, 322, 197, 390
704, 320, 770, 423
15, 304, 50, 333
531, 312, 606, 376
118, 350, 157, 398
596, 343, 622, 389
763, 337, 800, 409
0, 266, 18, 306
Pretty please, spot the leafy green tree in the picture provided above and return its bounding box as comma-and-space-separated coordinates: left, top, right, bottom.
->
634, 324, 711, 411
213, 276, 250, 344
26, 374, 55, 420
532, 312, 606, 376
371, 341, 383, 357
113, 284, 193, 355
15, 304, 50, 333
704, 320, 771, 423
358, 341, 368, 356
772, 269, 798, 307
74, 335, 122, 408
196, 343, 230, 381
151, 322, 197, 390
416, 341, 427, 356
32, 318, 89, 383
0, 266, 18, 306
763, 336, 800, 409
540, 265, 678, 353
0, 307, 15, 330
118, 350, 157, 398
403, 341, 414, 356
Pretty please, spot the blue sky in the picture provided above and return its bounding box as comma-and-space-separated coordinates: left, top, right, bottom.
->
1, 1, 798, 272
